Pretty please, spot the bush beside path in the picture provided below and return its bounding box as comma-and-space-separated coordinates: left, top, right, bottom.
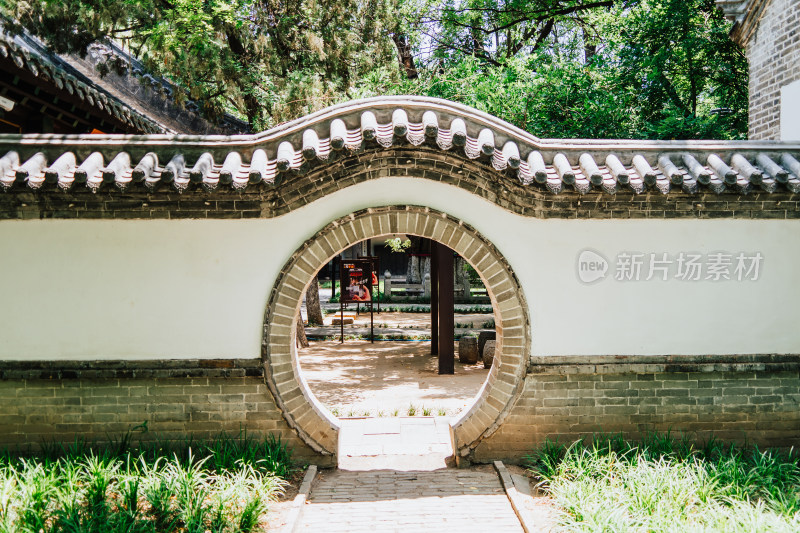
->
0, 431, 294, 533
526, 433, 800, 532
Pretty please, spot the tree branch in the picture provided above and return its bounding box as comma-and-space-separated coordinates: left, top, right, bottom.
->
424, 0, 613, 36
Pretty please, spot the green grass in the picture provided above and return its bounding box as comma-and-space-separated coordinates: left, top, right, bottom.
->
328, 404, 455, 418
525, 433, 800, 532
0, 430, 293, 533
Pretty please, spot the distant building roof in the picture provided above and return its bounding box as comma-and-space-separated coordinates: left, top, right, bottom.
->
716, 0, 771, 45
0, 24, 250, 135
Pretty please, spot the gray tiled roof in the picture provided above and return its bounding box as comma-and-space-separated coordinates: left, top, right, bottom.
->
0, 27, 167, 134
1, 96, 798, 195
714, 0, 769, 45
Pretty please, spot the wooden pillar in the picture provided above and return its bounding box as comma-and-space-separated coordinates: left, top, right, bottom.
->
331, 257, 337, 299
430, 240, 438, 356
436, 242, 454, 375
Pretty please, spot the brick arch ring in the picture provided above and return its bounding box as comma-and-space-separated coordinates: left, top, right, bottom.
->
262, 205, 530, 461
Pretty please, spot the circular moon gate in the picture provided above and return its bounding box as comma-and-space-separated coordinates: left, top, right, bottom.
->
262, 206, 530, 460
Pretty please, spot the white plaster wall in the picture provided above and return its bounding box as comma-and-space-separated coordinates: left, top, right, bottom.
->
780, 79, 800, 141
1, 177, 799, 359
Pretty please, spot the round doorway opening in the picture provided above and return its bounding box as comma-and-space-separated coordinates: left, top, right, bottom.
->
262, 206, 529, 463
298, 235, 495, 421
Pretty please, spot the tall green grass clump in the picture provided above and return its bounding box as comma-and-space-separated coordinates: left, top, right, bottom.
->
526, 433, 800, 532
0, 430, 292, 533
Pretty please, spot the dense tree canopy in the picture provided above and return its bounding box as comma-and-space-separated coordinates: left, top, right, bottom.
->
6, 0, 398, 129
3, 0, 747, 139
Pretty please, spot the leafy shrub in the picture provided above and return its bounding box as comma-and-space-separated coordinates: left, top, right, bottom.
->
526, 433, 800, 532
0, 430, 293, 532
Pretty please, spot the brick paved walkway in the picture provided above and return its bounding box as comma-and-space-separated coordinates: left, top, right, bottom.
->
300, 469, 525, 532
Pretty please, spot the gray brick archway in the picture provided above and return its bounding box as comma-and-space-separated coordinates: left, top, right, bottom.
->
262, 205, 531, 461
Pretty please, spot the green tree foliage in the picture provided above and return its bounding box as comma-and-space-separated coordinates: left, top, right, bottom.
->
5, 0, 398, 129
608, 0, 748, 139
4, 0, 747, 139
384, 237, 412, 252
368, 0, 747, 139
358, 54, 635, 138
406, 0, 613, 65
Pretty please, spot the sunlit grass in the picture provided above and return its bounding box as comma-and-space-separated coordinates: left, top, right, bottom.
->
329, 404, 456, 418
0, 431, 292, 533
526, 433, 800, 532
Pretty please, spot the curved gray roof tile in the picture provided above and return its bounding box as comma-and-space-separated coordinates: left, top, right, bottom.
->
0, 96, 798, 196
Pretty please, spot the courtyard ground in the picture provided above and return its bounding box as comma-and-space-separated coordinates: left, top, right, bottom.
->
297, 340, 488, 417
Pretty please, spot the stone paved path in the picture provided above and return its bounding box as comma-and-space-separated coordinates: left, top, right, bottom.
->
338, 417, 453, 470
299, 469, 525, 532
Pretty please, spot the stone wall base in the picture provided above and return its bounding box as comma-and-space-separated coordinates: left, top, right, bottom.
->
473, 355, 800, 464
0, 359, 333, 466
3, 356, 798, 468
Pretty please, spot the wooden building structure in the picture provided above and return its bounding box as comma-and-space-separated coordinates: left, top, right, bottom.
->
0, 24, 248, 135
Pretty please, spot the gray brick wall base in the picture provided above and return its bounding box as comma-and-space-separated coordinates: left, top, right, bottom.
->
0, 366, 332, 465
472, 354, 800, 464
3, 355, 797, 466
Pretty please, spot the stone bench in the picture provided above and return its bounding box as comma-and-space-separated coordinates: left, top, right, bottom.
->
383, 271, 473, 299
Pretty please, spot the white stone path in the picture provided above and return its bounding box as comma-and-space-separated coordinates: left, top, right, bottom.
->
338, 417, 453, 470
297, 417, 526, 532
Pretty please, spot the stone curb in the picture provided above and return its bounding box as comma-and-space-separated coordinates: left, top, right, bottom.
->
0, 358, 263, 380
528, 353, 800, 375
494, 461, 534, 533
281, 464, 318, 533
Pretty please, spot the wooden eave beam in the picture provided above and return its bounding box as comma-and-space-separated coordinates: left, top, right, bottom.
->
0, 58, 140, 134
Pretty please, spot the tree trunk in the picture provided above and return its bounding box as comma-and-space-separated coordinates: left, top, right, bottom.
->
392, 33, 418, 79
408, 255, 421, 283
306, 276, 324, 325
296, 313, 309, 348
582, 27, 597, 63
225, 25, 264, 128
421, 256, 431, 281
455, 256, 471, 299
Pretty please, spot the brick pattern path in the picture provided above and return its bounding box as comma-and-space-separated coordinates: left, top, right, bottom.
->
300, 469, 524, 532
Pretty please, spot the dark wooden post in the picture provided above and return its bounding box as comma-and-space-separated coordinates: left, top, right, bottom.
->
431, 239, 439, 356
332, 257, 337, 299
436, 242, 454, 375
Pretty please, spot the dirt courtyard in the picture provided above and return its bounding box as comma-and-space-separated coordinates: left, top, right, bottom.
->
297, 340, 489, 417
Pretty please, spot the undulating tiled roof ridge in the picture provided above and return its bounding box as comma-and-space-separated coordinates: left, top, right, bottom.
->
0, 26, 167, 134
1, 96, 799, 195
